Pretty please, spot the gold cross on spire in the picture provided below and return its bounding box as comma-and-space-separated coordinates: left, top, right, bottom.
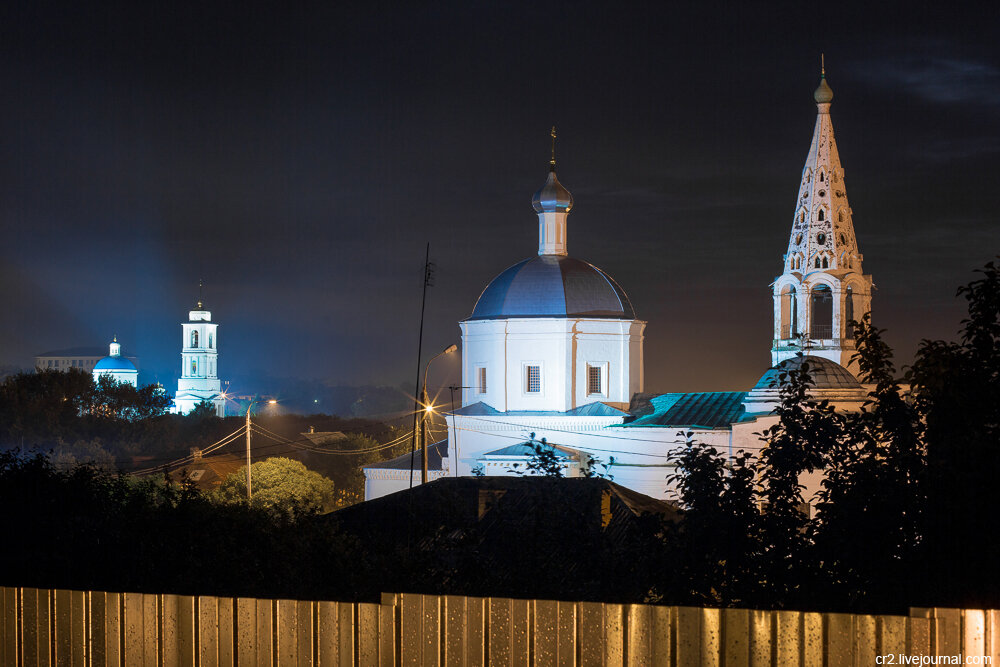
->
198, 279, 203, 309
550, 126, 557, 170
821, 53, 826, 77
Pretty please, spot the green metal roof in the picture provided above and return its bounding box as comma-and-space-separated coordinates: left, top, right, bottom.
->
623, 391, 748, 429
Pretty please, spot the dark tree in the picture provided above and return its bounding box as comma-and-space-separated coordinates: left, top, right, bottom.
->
810, 313, 924, 612
910, 260, 1000, 607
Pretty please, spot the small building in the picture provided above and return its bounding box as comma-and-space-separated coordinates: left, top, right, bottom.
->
36, 345, 137, 374
168, 450, 244, 491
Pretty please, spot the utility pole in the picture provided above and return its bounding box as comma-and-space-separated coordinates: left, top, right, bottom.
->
245, 400, 255, 502
410, 243, 434, 488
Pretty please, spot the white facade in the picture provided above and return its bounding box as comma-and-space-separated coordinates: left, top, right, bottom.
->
460, 317, 644, 413
173, 303, 226, 417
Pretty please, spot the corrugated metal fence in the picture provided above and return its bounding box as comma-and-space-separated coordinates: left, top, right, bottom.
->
1, 586, 998, 665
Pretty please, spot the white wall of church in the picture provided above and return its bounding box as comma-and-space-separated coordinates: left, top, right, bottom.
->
460, 318, 644, 412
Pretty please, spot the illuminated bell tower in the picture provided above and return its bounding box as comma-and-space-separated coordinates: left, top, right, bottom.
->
174, 285, 225, 417
771, 61, 873, 376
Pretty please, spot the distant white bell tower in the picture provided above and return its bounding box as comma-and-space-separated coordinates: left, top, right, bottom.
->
772, 62, 873, 376
174, 284, 226, 417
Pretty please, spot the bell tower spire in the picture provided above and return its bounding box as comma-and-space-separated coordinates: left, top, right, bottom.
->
771, 67, 874, 376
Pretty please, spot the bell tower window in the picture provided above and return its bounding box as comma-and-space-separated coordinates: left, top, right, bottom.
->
191, 331, 199, 348
845, 286, 855, 338
811, 285, 833, 339
208, 333, 214, 349
780, 285, 798, 338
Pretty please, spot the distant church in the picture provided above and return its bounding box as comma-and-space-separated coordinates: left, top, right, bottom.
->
364, 71, 872, 501
172, 299, 226, 417
92, 338, 138, 387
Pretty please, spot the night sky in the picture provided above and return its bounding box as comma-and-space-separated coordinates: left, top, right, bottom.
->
3, 2, 999, 400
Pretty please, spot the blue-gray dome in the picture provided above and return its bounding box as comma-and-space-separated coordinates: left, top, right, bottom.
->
531, 169, 573, 213
754, 355, 859, 390
94, 356, 137, 372
469, 255, 635, 320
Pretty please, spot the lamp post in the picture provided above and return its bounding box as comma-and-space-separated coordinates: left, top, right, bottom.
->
421, 344, 458, 483
244, 398, 278, 502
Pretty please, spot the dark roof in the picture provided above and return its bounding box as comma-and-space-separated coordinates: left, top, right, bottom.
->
624, 391, 748, 428
36, 347, 108, 357
453, 401, 628, 417
168, 452, 244, 490
325, 477, 679, 600
361, 438, 447, 471
468, 255, 635, 320
753, 355, 861, 390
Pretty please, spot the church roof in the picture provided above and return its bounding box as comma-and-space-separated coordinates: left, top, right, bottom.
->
36, 346, 108, 357
624, 391, 749, 429
782, 69, 862, 276
468, 255, 635, 320
362, 438, 448, 471
480, 442, 577, 458
452, 401, 629, 417
93, 355, 137, 372
752, 355, 861, 390
531, 168, 573, 213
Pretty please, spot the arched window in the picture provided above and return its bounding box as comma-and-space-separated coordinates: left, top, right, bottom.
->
811, 285, 833, 339
208, 333, 214, 349
818, 209, 825, 221
845, 286, 855, 338
815, 257, 821, 268
819, 171, 825, 182
822, 256, 829, 269
781, 285, 798, 338
191, 331, 199, 348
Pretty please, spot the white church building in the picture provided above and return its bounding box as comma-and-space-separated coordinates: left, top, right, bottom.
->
172, 299, 227, 417
364, 72, 872, 501
92, 338, 139, 387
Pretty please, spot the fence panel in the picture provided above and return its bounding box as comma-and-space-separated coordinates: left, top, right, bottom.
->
1, 586, 998, 666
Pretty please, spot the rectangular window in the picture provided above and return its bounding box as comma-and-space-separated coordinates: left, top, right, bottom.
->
477, 367, 487, 394
525, 365, 541, 393
587, 365, 602, 395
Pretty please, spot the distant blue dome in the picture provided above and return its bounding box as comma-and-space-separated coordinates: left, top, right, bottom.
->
94, 356, 137, 372
469, 255, 635, 320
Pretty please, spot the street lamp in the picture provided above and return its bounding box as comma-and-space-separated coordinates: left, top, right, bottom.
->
421, 344, 458, 483
244, 398, 276, 502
